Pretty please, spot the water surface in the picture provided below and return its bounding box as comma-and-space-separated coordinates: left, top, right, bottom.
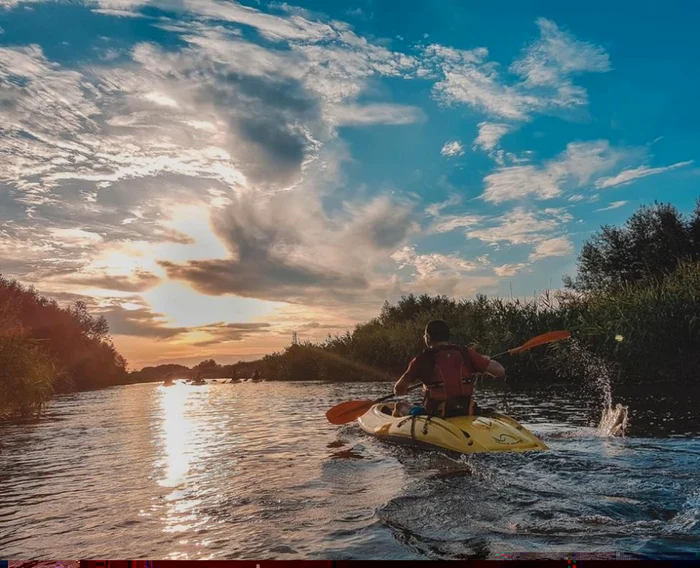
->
1, 381, 698, 559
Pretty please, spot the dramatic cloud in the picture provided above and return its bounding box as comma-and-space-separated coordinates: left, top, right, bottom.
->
440, 140, 465, 157
0, 1, 425, 304
594, 160, 693, 189
159, 188, 417, 305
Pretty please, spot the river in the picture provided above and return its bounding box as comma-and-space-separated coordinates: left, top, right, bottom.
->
1, 381, 699, 560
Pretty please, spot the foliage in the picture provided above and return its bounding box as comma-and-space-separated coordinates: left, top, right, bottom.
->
564, 200, 700, 292
0, 275, 129, 419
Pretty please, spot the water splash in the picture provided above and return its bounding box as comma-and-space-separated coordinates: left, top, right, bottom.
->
556, 339, 629, 437
598, 403, 629, 438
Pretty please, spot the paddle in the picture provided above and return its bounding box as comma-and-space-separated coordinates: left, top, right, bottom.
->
491, 330, 571, 358
325, 330, 571, 425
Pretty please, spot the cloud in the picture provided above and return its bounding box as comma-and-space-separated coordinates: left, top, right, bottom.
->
595, 200, 628, 212
493, 263, 529, 277
391, 245, 478, 276
59, 270, 161, 293
466, 207, 572, 245
425, 18, 610, 122
0, 3, 429, 310
473, 122, 511, 152
98, 303, 189, 339
331, 103, 425, 126
528, 236, 574, 261
594, 160, 693, 189
425, 194, 462, 217
189, 322, 272, 346
440, 140, 465, 157
431, 214, 484, 234
159, 187, 417, 305
482, 140, 621, 203
510, 17, 610, 90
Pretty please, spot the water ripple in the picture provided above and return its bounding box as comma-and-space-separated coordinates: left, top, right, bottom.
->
0, 381, 698, 559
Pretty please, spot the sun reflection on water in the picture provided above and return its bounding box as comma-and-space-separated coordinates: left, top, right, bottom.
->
157, 383, 194, 488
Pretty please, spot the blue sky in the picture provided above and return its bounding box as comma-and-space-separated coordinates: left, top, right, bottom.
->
1, 0, 698, 367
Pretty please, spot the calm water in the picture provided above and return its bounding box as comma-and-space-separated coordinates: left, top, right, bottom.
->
1, 381, 699, 560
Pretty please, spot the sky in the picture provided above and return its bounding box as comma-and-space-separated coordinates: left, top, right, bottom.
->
1, 0, 699, 369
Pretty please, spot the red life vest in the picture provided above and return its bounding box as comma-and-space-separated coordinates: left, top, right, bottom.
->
419, 344, 476, 406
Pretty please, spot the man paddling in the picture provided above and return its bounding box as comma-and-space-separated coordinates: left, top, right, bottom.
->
392, 320, 505, 418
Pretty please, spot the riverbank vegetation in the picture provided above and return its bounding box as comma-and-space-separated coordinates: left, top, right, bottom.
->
0, 278, 128, 420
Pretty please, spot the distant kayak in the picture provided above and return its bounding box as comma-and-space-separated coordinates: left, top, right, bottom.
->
357, 403, 547, 455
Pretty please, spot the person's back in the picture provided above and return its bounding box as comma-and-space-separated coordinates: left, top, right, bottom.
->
393, 320, 505, 418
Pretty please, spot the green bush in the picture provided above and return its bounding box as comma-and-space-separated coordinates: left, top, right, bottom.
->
0, 335, 57, 420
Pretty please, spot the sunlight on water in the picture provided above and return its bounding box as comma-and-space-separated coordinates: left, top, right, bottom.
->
157, 383, 193, 487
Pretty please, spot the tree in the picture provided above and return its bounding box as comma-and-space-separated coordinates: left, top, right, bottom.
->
564, 201, 698, 292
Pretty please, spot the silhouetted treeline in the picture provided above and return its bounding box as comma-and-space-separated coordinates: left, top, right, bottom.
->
0, 277, 128, 419
128, 359, 264, 383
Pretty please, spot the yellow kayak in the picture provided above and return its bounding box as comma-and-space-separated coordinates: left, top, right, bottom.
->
357, 403, 548, 454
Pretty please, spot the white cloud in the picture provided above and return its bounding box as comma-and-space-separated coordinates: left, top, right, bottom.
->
594, 160, 693, 189
493, 263, 529, 277
474, 122, 511, 152
466, 207, 572, 245
391, 245, 478, 276
425, 194, 461, 218
425, 18, 610, 122
426, 45, 533, 121
332, 103, 425, 126
440, 140, 465, 157
528, 236, 573, 261
595, 200, 628, 212
483, 140, 621, 203
511, 18, 610, 89
432, 214, 484, 234
48, 228, 104, 245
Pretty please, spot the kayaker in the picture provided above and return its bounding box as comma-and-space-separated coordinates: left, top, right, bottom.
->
392, 320, 505, 418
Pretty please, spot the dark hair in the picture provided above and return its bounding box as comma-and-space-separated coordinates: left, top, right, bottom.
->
425, 320, 450, 343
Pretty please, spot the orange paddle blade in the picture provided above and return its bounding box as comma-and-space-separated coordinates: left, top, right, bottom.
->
509, 330, 571, 354
326, 400, 374, 425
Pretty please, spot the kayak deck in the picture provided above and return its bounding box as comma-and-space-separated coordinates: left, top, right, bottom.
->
357, 403, 548, 454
